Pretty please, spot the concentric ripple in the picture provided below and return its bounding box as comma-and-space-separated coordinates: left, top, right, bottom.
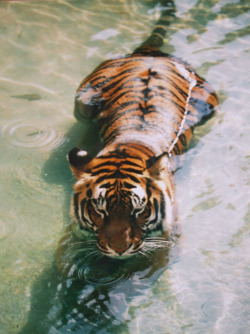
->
80, 263, 129, 286
64, 256, 129, 286
1, 118, 66, 150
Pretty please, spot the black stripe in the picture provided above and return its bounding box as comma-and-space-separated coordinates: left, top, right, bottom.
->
172, 144, 181, 155
91, 158, 142, 170
92, 164, 143, 176
125, 173, 140, 183
91, 168, 113, 176
123, 181, 136, 189
105, 89, 142, 109
143, 206, 152, 220
156, 66, 191, 95
100, 106, 143, 133
95, 154, 140, 160
73, 193, 80, 220
160, 194, 165, 222
86, 188, 92, 198
102, 103, 141, 128
99, 182, 111, 189
102, 124, 134, 145
80, 199, 86, 222
80, 199, 94, 228
95, 171, 140, 183
195, 80, 217, 96
97, 57, 148, 70
171, 65, 192, 83
91, 161, 118, 169
95, 175, 112, 184
121, 160, 143, 167
170, 99, 186, 114
105, 73, 148, 102
121, 167, 143, 173
179, 133, 187, 147
148, 198, 159, 226
172, 82, 188, 100
101, 67, 141, 92
88, 75, 108, 88
146, 180, 152, 199
165, 86, 186, 104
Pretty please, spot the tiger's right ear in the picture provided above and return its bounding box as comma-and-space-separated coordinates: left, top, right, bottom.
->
67, 147, 92, 180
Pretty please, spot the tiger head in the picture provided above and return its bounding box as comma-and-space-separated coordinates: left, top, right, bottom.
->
68, 147, 175, 258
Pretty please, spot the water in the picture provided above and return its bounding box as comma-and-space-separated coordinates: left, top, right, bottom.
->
0, 0, 249, 333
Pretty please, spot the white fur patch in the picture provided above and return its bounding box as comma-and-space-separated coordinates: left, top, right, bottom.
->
133, 185, 146, 199
77, 150, 88, 157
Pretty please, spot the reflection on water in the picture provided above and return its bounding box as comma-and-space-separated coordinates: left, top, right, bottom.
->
0, 0, 249, 333
20, 229, 176, 334
56, 228, 176, 283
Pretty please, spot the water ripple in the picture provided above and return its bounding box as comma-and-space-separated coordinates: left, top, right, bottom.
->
64, 256, 130, 287
1, 118, 66, 150
80, 263, 129, 286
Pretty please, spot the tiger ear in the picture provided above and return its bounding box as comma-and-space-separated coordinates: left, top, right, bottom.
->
146, 152, 170, 180
67, 147, 92, 180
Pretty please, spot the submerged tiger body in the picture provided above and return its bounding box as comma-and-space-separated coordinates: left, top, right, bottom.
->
68, 11, 218, 258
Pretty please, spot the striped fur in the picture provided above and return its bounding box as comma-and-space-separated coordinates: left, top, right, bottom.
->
68, 4, 218, 258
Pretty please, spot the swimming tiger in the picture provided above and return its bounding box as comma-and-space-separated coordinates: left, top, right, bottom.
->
68, 3, 218, 257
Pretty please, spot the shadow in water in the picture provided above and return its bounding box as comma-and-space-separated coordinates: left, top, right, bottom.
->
19, 227, 177, 334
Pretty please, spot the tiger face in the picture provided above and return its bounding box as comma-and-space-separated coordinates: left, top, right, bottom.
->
68, 147, 175, 258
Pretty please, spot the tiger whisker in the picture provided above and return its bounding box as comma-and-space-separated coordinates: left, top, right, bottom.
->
94, 252, 104, 262
68, 241, 98, 250
84, 250, 100, 262
139, 249, 151, 260
69, 245, 97, 253
145, 236, 174, 242
68, 240, 96, 246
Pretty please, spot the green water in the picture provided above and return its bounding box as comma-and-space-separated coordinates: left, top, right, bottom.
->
0, 0, 249, 333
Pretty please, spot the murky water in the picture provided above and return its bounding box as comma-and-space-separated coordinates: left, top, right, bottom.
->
0, 1, 249, 333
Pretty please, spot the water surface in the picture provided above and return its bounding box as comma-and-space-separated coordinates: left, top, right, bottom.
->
0, 1, 249, 333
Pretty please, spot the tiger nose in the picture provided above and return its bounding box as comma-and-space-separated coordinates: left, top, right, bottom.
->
108, 242, 132, 255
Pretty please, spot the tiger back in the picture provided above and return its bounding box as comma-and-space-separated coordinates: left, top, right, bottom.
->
74, 52, 217, 156
67, 5, 218, 258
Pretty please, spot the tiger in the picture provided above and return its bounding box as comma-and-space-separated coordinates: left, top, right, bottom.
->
67, 3, 218, 258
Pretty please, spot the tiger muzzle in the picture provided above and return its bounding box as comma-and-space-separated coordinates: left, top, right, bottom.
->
97, 216, 143, 256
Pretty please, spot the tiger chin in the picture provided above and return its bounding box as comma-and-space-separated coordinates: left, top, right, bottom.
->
68, 147, 177, 258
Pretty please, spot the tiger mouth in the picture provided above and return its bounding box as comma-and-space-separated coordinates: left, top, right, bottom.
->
97, 241, 144, 257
